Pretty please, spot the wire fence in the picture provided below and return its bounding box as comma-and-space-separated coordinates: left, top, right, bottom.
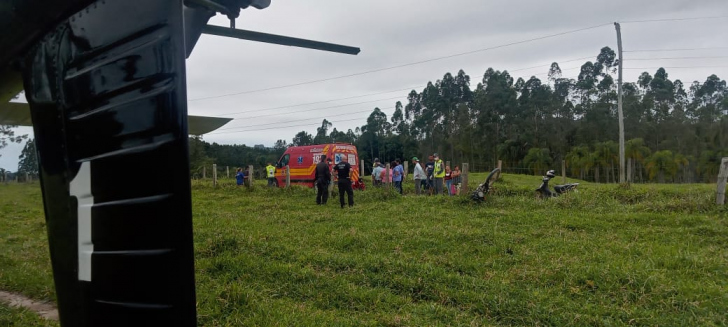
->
191, 159, 720, 185
0, 172, 39, 183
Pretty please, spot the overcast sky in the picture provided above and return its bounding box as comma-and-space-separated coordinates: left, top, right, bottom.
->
2, 0, 728, 170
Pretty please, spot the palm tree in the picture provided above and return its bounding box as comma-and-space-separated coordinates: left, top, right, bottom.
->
697, 150, 726, 183
645, 150, 678, 183
581, 151, 599, 182
672, 153, 689, 183
594, 141, 618, 183
625, 138, 651, 183
523, 148, 553, 175
565, 145, 590, 180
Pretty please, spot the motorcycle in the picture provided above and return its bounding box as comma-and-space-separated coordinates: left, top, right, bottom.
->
535, 170, 579, 198
471, 168, 500, 202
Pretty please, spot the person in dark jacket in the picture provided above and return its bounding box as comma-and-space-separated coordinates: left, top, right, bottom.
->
333, 155, 354, 208
315, 155, 331, 205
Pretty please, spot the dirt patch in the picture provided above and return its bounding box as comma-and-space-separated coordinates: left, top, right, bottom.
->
0, 290, 58, 321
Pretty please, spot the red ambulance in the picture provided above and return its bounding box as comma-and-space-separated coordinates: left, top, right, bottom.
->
274, 143, 364, 190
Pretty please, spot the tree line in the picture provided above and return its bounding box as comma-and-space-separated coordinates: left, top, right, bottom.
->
281, 46, 727, 183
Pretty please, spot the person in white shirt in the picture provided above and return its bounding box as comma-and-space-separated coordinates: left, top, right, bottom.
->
372, 163, 384, 187
411, 156, 426, 195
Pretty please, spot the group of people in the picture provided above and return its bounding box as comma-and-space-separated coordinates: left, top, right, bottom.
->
371, 153, 462, 196
235, 162, 278, 187
314, 154, 355, 208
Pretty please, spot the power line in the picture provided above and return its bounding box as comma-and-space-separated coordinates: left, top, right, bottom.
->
620, 15, 728, 24
240, 96, 403, 120
217, 107, 390, 131
209, 117, 369, 135
196, 54, 603, 122
624, 47, 728, 53
508, 56, 595, 73
624, 66, 728, 70
624, 56, 728, 60
208, 86, 418, 116
187, 22, 612, 101
208, 56, 723, 132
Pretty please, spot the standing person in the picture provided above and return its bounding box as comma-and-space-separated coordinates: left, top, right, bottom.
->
425, 155, 435, 195
333, 155, 354, 208
315, 155, 331, 205
433, 153, 445, 195
452, 166, 462, 195
235, 167, 245, 187
371, 158, 380, 185
444, 166, 453, 196
393, 159, 404, 195
372, 163, 383, 187
412, 157, 425, 195
265, 162, 276, 187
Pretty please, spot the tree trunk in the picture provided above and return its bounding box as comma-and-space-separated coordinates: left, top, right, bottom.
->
638, 163, 643, 183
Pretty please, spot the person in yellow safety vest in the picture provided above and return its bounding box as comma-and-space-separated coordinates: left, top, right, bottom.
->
433, 153, 446, 195
266, 162, 276, 187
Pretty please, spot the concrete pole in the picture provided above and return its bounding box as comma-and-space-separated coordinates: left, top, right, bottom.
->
248, 165, 254, 184
627, 158, 632, 183
360, 159, 365, 175
403, 161, 409, 181
717, 158, 728, 205
615, 22, 625, 183
385, 163, 390, 188
212, 164, 217, 187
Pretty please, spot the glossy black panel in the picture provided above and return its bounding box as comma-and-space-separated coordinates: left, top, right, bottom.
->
22, 1, 197, 326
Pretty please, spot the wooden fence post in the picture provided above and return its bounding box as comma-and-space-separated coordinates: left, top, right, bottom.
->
403, 161, 409, 180
562, 160, 566, 184
285, 165, 291, 188
26, 172, 29, 183
717, 157, 728, 205
385, 163, 391, 188
212, 164, 217, 187
462, 163, 469, 194
203, 166, 206, 179
248, 165, 254, 184
361, 159, 365, 175
497, 160, 502, 180
627, 158, 632, 183
226, 166, 230, 178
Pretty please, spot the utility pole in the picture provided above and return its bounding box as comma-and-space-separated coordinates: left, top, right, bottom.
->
615, 22, 625, 183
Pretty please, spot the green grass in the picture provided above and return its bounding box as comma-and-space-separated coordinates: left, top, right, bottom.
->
0, 303, 57, 327
1, 175, 727, 326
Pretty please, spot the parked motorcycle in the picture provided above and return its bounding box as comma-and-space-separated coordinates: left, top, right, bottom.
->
535, 170, 579, 198
471, 168, 500, 202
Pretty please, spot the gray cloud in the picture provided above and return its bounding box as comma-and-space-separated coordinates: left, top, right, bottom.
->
2, 0, 728, 169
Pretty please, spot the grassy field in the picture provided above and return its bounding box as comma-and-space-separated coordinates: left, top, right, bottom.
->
0, 303, 55, 327
1, 174, 726, 326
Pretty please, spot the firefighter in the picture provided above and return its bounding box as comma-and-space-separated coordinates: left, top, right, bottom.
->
334, 155, 354, 208
265, 162, 276, 187
433, 153, 446, 195
315, 155, 331, 205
